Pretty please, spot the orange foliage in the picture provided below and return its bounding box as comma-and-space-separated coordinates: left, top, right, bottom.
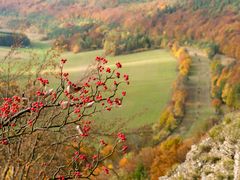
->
212, 98, 221, 108
150, 137, 194, 179
119, 157, 128, 168
101, 145, 114, 156
119, 137, 196, 180
70, 44, 81, 53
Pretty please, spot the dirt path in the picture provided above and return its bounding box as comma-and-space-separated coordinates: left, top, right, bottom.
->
174, 47, 215, 138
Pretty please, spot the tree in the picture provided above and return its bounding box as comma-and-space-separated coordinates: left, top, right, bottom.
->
212, 98, 222, 114
0, 57, 129, 179
150, 137, 193, 179
103, 30, 120, 55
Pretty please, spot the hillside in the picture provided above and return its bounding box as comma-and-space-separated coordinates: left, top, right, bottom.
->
2, 0, 240, 59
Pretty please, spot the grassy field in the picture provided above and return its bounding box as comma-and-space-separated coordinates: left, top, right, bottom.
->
63, 49, 178, 130
0, 42, 177, 130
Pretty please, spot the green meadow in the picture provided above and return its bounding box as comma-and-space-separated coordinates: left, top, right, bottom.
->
0, 41, 177, 130
64, 49, 178, 129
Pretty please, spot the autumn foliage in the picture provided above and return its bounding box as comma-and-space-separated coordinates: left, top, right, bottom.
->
2, 0, 240, 60
118, 136, 196, 180
211, 58, 240, 110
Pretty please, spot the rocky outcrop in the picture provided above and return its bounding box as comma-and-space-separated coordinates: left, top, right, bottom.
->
160, 112, 240, 180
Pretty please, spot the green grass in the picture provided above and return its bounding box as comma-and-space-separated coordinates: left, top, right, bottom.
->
0, 42, 178, 130
0, 41, 51, 60
31, 41, 51, 50
62, 49, 177, 129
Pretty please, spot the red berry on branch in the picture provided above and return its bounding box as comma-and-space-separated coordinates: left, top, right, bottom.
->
116, 62, 122, 68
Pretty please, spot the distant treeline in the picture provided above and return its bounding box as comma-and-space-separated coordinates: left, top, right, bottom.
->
103, 30, 160, 55
50, 23, 164, 55
0, 31, 30, 47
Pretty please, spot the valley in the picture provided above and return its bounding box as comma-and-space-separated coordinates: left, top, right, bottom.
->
0, 1, 240, 179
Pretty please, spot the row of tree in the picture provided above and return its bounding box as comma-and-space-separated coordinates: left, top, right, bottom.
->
153, 43, 192, 141
53, 26, 164, 55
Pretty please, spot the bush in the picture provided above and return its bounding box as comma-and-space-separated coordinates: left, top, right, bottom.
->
0, 31, 30, 47
199, 144, 212, 153
206, 43, 219, 59
132, 164, 149, 180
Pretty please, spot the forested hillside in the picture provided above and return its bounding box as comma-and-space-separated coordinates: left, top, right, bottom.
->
1, 0, 239, 59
